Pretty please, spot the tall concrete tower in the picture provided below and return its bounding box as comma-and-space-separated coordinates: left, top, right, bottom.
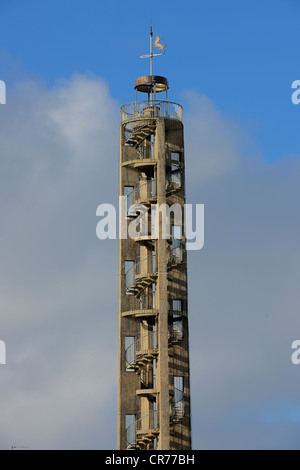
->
118, 31, 192, 450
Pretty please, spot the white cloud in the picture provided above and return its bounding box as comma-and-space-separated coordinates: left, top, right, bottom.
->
186, 99, 300, 448
183, 91, 245, 186
0, 74, 119, 449
0, 78, 299, 449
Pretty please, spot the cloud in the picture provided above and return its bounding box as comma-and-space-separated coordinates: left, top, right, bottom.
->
0, 77, 299, 450
182, 90, 246, 187
0, 73, 119, 449
185, 96, 300, 449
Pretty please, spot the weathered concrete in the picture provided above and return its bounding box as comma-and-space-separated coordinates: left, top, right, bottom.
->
118, 98, 192, 450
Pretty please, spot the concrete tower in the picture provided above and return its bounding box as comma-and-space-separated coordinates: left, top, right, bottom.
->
118, 31, 192, 450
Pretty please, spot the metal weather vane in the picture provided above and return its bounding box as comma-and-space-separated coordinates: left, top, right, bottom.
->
140, 25, 166, 76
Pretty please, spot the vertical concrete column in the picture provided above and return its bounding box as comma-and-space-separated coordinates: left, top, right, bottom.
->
118, 123, 124, 450
155, 118, 170, 450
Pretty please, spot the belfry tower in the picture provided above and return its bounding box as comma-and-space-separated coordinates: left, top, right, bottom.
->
118, 30, 192, 450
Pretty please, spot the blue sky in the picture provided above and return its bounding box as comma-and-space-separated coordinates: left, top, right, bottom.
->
0, 0, 300, 451
0, 0, 299, 161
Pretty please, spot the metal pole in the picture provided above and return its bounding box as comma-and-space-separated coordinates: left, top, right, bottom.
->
150, 25, 153, 76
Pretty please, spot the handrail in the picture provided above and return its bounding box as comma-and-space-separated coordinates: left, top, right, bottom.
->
125, 254, 156, 290
139, 291, 156, 310
166, 172, 182, 192
136, 409, 158, 433
126, 410, 159, 449
125, 331, 158, 370
124, 179, 156, 217
121, 100, 183, 123
137, 142, 154, 160
169, 322, 184, 343
122, 292, 156, 313
136, 331, 157, 354
135, 253, 156, 277
171, 387, 185, 420
135, 178, 156, 202
167, 241, 183, 265
126, 420, 136, 449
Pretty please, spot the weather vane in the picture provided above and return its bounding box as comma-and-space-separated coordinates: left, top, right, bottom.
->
140, 24, 166, 76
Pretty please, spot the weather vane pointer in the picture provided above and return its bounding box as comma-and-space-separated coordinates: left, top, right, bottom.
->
140, 25, 166, 76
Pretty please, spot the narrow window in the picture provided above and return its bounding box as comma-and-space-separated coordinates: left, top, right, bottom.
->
151, 323, 157, 350
150, 133, 154, 158
152, 249, 156, 273
171, 151, 181, 162
172, 299, 183, 340
150, 176, 156, 198
153, 397, 157, 430
172, 299, 182, 312
152, 283, 156, 309
172, 225, 182, 261
174, 376, 184, 418
124, 185, 134, 216
153, 358, 157, 389
125, 414, 136, 449
171, 163, 181, 188
125, 336, 135, 371
125, 260, 134, 294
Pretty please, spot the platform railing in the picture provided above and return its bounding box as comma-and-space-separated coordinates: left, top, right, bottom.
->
125, 254, 156, 292
135, 179, 156, 203
125, 331, 158, 370
135, 253, 156, 277
126, 409, 159, 449
121, 100, 183, 123
170, 388, 185, 421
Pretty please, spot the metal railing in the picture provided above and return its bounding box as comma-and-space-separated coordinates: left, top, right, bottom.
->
135, 179, 156, 203
125, 178, 180, 213
126, 410, 159, 449
167, 242, 183, 265
137, 142, 154, 160
126, 420, 136, 449
123, 130, 154, 160
141, 367, 156, 390
136, 409, 158, 434
125, 263, 135, 291
166, 179, 181, 193
125, 254, 156, 292
136, 253, 156, 277
169, 320, 184, 343
125, 331, 158, 370
124, 179, 156, 218
166, 170, 182, 192
122, 291, 156, 313
121, 100, 183, 123
139, 291, 156, 310
170, 388, 185, 421
136, 331, 157, 354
